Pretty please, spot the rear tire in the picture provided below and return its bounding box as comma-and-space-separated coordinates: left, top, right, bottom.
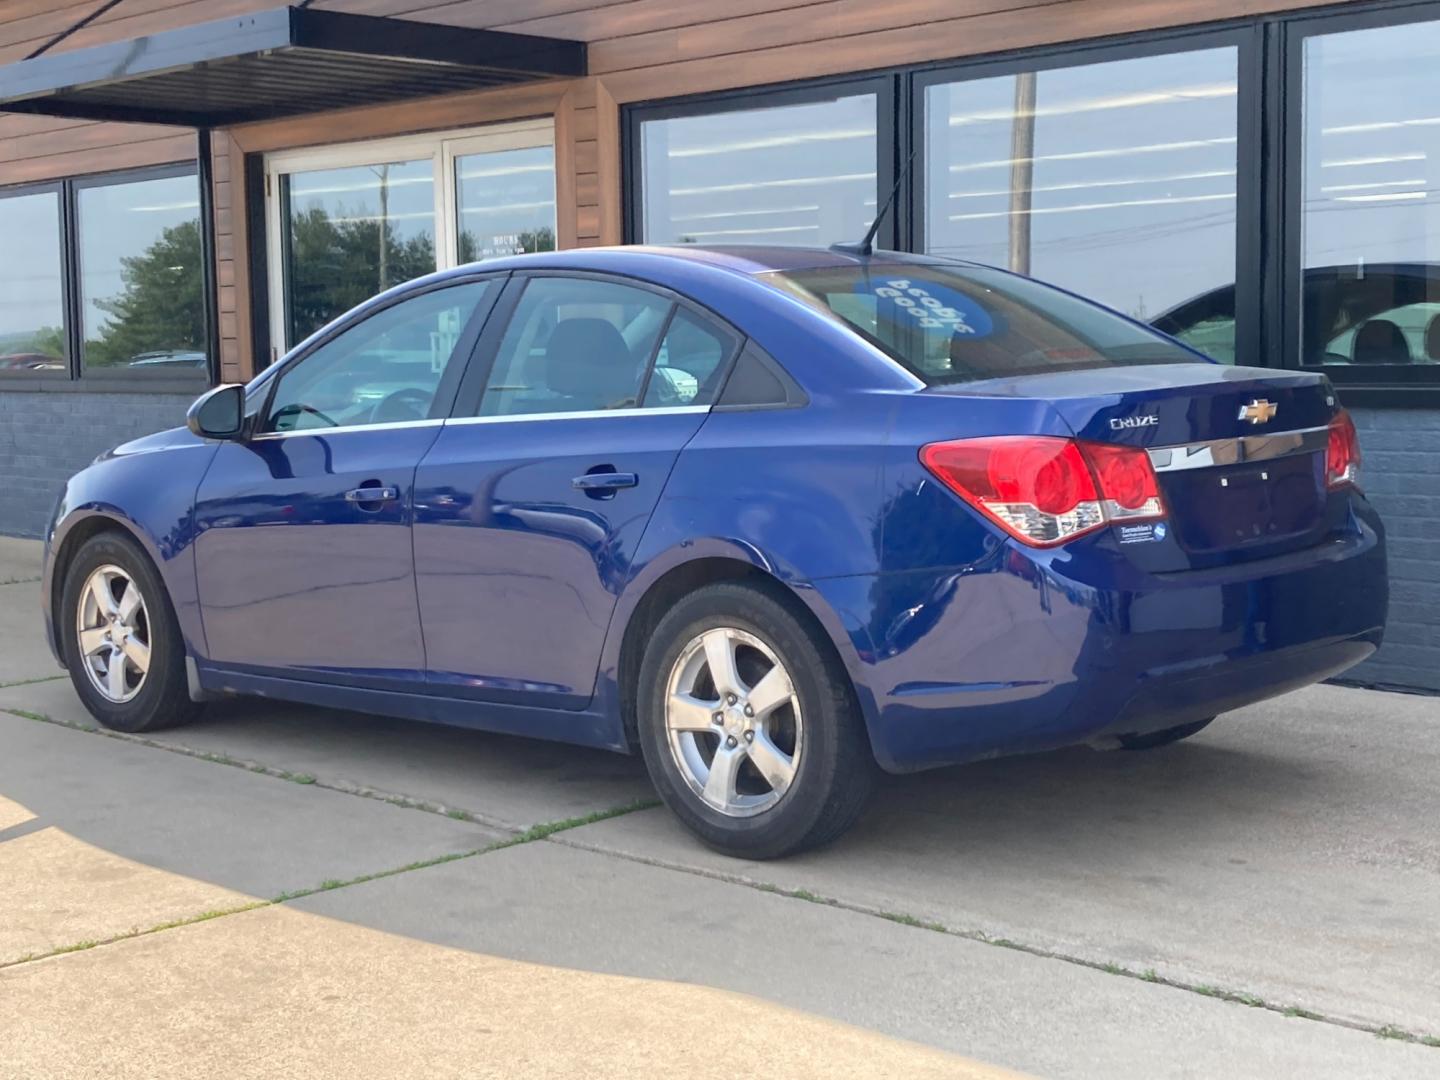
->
60, 531, 201, 734
636, 581, 875, 859
1117, 717, 1214, 751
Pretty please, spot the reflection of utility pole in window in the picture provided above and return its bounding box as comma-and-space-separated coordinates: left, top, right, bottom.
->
1008, 71, 1036, 276
371, 163, 390, 289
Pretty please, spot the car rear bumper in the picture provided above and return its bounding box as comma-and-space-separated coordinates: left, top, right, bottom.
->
816, 505, 1387, 773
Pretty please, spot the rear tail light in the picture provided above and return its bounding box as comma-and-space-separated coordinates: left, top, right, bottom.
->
1326, 410, 1360, 489
920, 436, 1165, 548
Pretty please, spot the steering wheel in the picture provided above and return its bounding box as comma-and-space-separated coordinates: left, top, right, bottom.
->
371, 386, 433, 424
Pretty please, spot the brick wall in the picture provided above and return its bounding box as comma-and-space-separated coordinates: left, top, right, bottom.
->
0, 391, 193, 539
1346, 407, 1440, 693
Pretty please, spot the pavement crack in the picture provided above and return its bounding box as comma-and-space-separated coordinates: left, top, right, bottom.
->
0, 675, 66, 690
550, 834, 1440, 1051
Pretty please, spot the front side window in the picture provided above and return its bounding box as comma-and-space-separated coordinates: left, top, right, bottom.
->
267, 282, 491, 433
923, 47, 1240, 361
639, 91, 879, 247
1299, 19, 1440, 370
76, 172, 203, 373
768, 263, 1198, 384
0, 189, 66, 376
477, 278, 675, 416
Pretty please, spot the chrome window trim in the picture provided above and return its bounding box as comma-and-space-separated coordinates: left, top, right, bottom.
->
445, 405, 712, 426
1146, 425, 1329, 473
250, 418, 447, 441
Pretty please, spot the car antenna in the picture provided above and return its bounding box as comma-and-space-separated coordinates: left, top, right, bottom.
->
830, 148, 916, 258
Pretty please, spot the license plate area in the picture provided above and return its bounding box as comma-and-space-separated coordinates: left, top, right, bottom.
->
1162, 453, 1325, 554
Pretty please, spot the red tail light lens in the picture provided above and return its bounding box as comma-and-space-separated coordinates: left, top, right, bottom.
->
1079, 441, 1165, 520
1326, 410, 1360, 489
920, 436, 1165, 547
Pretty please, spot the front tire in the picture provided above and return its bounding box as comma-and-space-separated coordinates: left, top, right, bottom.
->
60, 531, 201, 733
637, 582, 874, 859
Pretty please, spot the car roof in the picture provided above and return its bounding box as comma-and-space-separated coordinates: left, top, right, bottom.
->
435, 244, 961, 279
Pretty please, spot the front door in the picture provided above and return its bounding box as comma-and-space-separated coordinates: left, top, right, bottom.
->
413, 274, 740, 709
194, 279, 496, 685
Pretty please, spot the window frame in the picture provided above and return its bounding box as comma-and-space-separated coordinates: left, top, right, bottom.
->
908, 25, 1264, 371
0, 162, 207, 393
622, 73, 899, 251
1275, 0, 1440, 401
620, 1, 1440, 405
264, 118, 556, 356
450, 269, 747, 421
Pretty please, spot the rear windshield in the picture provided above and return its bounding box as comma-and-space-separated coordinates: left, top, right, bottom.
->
764, 263, 1201, 384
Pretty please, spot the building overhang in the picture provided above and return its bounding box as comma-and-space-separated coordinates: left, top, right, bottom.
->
0, 6, 586, 128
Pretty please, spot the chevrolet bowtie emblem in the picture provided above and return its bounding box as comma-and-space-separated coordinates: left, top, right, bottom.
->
1238, 399, 1278, 425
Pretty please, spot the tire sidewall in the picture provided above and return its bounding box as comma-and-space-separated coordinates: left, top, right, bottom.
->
60, 532, 187, 733
637, 583, 852, 857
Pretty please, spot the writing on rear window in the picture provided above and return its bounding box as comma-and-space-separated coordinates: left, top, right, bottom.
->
874, 279, 992, 336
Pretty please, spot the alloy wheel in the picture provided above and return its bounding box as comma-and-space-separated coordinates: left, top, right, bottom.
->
664, 627, 803, 818
75, 564, 151, 704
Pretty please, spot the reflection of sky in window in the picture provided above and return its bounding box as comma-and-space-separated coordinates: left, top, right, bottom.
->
287, 159, 435, 243
0, 192, 62, 343
456, 145, 556, 258
642, 94, 877, 246
925, 49, 1238, 321
77, 174, 199, 342
1302, 20, 1439, 268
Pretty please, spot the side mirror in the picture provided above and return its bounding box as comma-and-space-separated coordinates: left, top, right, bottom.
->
186, 384, 246, 441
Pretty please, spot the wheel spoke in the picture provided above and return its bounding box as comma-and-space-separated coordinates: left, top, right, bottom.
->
78, 626, 110, 658
87, 574, 118, 620
702, 630, 742, 697
745, 664, 793, 721
116, 582, 143, 627
120, 634, 150, 675
702, 744, 744, 810
667, 692, 717, 732
105, 652, 128, 699
745, 730, 796, 795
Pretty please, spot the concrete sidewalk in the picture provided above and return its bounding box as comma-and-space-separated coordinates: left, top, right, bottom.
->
4, 535, 1439, 1077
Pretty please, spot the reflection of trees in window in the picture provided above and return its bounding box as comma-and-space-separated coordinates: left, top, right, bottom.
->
0, 325, 64, 359
458, 225, 555, 265
85, 219, 203, 368
287, 205, 437, 344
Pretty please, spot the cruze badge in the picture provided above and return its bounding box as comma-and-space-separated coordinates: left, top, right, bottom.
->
1238, 399, 1278, 425
1109, 415, 1158, 430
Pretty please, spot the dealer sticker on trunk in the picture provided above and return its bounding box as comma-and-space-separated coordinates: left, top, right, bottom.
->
1119, 522, 1169, 544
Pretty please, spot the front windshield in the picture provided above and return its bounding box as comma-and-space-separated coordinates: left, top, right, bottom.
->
765, 263, 1202, 384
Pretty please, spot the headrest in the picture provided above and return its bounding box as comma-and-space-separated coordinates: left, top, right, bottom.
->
1352, 318, 1410, 365
545, 318, 638, 404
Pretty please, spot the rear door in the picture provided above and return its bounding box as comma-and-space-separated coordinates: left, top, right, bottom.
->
413, 273, 741, 709
193, 278, 498, 684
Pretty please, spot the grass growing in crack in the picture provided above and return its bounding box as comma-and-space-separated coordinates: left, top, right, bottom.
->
489, 798, 662, 850
879, 911, 947, 932
6, 708, 50, 723
1141, 969, 1160, 983
446, 809, 474, 822
0, 674, 67, 690
0, 901, 269, 971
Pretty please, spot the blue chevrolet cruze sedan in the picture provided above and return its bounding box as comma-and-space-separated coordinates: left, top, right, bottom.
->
41, 246, 1387, 858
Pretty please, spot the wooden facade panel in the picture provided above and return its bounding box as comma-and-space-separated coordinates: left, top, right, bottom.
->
576, 203, 601, 239
218, 259, 236, 289
0, 119, 186, 166
1, 134, 195, 184
502, 0, 820, 41
575, 171, 600, 207
570, 105, 598, 143
0, 0, 277, 64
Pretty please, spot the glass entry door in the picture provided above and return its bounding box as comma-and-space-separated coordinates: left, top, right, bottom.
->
266, 119, 555, 355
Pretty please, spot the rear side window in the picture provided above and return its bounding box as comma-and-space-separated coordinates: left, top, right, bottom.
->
643, 308, 739, 407
478, 277, 671, 416
766, 264, 1200, 384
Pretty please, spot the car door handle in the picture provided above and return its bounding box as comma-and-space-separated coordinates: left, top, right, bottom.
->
344, 485, 399, 504
572, 472, 639, 492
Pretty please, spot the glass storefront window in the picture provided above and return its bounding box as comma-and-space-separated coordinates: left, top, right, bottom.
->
639, 93, 878, 247
455, 144, 556, 261
76, 172, 203, 373
0, 190, 66, 376
281, 159, 436, 346
923, 49, 1240, 361
1299, 20, 1440, 369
